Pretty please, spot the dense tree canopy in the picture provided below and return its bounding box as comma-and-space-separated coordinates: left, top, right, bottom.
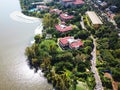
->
114, 15, 120, 28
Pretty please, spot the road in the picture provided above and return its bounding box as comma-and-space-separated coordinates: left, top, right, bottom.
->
90, 35, 104, 90
80, 16, 87, 30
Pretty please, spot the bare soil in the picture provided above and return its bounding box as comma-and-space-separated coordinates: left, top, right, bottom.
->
104, 73, 118, 90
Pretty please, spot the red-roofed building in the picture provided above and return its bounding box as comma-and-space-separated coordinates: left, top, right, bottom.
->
59, 37, 83, 49
50, 9, 62, 15
55, 24, 73, 32
73, 0, 85, 5
69, 39, 83, 49
60, 13, 74, 21
36, 5, 49, 11
61, 0, 85, 7
59, 36, 73, 47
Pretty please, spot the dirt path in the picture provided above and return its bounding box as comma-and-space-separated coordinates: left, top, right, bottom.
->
104, 73, 118, 90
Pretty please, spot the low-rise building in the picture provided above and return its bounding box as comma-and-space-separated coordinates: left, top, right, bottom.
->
86, 11, 103, 28
59, 36, 83, 49
50, 9, 62, 15
61, 0, 73, 7
73, 0, 85, 6
61, 0, 84, 7
36, 5, 49, 11
69, 39, 83, 49
106, 11, 115, 20
99, 1, 107, 7
59, 36, 73, 47
60, 13, 74, 21
55, 23, 73, 32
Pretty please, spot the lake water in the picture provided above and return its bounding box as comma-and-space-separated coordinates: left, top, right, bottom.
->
0, 0, 52, 90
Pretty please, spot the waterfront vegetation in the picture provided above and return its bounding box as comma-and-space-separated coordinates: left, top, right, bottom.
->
20, 0, 120, 89
25, 37, 95, 90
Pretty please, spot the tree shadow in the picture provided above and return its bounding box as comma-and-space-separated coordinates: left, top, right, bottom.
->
26, 58, 39, 73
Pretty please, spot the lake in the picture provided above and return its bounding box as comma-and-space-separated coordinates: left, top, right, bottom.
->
0, 0, 52, 90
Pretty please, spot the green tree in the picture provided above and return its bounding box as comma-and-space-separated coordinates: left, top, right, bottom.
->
114, 15, 120, 28
34, 34, 41, 43
74, 30, 90, 39
84, 46, 92, 54
43, 13, 59, 28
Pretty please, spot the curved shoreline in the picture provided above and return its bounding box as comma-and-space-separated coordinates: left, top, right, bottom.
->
10, 11, 40, 23
10, 11, 43, 44
31, 24, 43, 44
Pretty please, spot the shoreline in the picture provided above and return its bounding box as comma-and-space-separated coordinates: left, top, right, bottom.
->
31, 19, 43, 44
10, 11, 40, 23
10, 11, 43, 44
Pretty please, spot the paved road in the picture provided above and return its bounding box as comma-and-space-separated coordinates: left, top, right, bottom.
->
90, 35, 104, 90
80, 16, 87, 30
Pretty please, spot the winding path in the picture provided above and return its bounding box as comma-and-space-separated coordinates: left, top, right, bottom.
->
90, 35, 104, 90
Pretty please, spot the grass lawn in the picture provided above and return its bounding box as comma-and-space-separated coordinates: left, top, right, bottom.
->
76, 81, 89, 90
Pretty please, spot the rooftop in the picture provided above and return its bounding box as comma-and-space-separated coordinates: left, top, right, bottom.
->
50, 9, 62, 14
37, 5, 49, 9
86, 11, 103, 25
60, 13, 74, 20
59, 36, 73, 45
73, 0, 85, 5
55, 24, 73, 32
62, 0, 73, 2
59, 36, 83, 49
62, 0, 84, 5
70, 40, 83, 48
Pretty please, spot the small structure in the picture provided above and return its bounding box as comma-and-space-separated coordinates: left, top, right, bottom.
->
106, 11, 115, 20
61, 0, 73, 7
50, 9, 62, 15
86, 11, 103, 28
32, 2, 45, 5
55, 23, 73, 32
60, 13, 74, 21
109, 5, 118, 13
59, 36, 83, 49
100, 2, 107, 7
73, 0, 85, 6
46, 34, 52, 39
61, 0, 84, 7
96, 0, 107, 9
36, 5, 49, 11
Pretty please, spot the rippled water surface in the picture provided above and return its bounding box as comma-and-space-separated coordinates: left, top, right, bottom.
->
0, 0, 52, 90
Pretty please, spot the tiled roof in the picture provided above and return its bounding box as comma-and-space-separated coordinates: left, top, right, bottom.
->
73, 0, 85, 5
50, 9, 62, 14
55, 24, 73, 32
60, 13, 74, 20
62, 0, 73, 2
70, 40, 83, 48
37, 5, 49, 9
59, 36, 73, 45
62, 0, 84, 5
59, 37, 83, 49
